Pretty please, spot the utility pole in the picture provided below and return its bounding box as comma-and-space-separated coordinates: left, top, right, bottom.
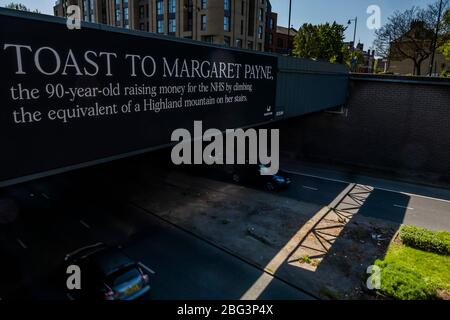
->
348, 17, 358, 48
287, 0, 292, 55
429, 0, 444, 76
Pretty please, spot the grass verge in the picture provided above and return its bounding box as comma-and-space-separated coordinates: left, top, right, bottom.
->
374, 242, 450, 300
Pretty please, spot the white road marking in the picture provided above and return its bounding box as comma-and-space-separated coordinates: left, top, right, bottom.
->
284, 169, 450, 204
41, 193, 50, 200
284, 170, 348, 184
17, 238, 28, 249
302, 185, 318, 191
138, 262, 156, 275
393, 204, 414, 210
79, 220, 91, 229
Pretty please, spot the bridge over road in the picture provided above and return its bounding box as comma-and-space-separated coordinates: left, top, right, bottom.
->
0, 8, 348, 187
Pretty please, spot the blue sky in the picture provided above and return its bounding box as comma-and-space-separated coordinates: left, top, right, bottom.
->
271, 0, 438, 50
0, 0, 439, 49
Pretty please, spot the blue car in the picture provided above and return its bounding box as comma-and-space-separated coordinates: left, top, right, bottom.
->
64, 243, 151, 300
232, 164, 291, 191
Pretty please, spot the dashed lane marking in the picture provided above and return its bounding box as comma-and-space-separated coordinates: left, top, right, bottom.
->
79, 220, 91, 229
302, 185, 318, 191
393, 204, 414, 210
17, 238, 28, 249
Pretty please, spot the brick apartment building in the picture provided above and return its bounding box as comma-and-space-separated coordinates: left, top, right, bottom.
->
264, 0, 276, 52
54, 0, 269, 51
263, 3, 296, 55
273, 26, 296, 55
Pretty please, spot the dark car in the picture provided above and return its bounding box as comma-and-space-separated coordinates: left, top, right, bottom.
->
64, 243, 151, 300
231, 164, 291, 191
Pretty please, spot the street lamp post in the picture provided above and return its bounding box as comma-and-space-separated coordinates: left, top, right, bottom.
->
348, 17, 358, 48
287, 0, 292, 55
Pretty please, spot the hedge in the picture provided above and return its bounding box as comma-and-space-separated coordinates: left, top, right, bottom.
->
399, 225, 450, 255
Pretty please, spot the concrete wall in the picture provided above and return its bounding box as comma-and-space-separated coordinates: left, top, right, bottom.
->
278, 74, 450, 185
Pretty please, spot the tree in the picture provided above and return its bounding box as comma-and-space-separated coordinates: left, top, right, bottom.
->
438, 9, 450, 60
5, 2, 40, 13
293, 22, 347, 63
374, 1, 449, 75
341, 45, 365, 71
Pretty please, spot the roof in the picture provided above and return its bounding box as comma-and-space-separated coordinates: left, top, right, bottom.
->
276, 26, 297, 36
91, 247, 134, 276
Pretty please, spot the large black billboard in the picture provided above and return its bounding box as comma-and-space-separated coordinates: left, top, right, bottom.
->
0, 10, 277, 186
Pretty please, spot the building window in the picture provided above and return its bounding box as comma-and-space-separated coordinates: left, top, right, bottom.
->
157, 19, 164, 33
201, 15, 206, 31
139, 5, 145, 19
168, 0, 176, 14
224, 16, 230, 32
224, 36, 230, 47
115, 0, 121, 27
169, 18, 176, 33
267, 17, 272, 29
83, 0, 88, 21
268, 33, 273, 45
140, 23, 145, 30
259, 8, 264, 21
102, 4, 107, 23
157, 1, 164, 15
258, 25, 263, 39
186, 17, 193, 31
241, 1, 244, 15
89, 0, 94, 22
236, 39, 242, 48
240, 20, 243, 35
124, 7, 129, 28
247, 41, 253, 49
202, 35, 214, 43
201, 0, 207, 10
258, 43, 262, 51
224, 0, 230, 11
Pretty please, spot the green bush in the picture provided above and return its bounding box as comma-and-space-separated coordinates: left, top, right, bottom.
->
399, 225, 450, 255
374, 260, 436, 300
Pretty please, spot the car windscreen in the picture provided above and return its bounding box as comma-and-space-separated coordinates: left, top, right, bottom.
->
106, 264, 141, 286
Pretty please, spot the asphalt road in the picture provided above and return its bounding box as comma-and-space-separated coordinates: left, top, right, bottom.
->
279, 170, 450, 231
0, 169, 313, 300
122, 209, 313, 300
1, 155, 449, 300
199, 164, 450, 231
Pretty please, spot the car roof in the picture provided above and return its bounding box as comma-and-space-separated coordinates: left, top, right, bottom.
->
90, 247, 135, 276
